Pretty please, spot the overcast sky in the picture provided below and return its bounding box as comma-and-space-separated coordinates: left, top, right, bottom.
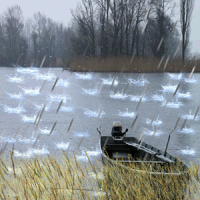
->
0, 0, 200, 55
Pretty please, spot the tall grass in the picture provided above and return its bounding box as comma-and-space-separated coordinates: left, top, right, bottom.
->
0, 151, 200, 199
69, 56, 199, 73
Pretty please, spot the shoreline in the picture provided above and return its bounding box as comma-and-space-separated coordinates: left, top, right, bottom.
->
68, 56, 198, 73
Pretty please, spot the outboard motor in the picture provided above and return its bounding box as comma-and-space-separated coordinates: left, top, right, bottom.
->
111, 121, 128, 141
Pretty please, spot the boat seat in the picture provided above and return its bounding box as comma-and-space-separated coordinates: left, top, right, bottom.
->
112, 151, 133, 159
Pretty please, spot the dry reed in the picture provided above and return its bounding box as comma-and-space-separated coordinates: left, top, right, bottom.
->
0, 151, 199, 199
68, 56, 199, 73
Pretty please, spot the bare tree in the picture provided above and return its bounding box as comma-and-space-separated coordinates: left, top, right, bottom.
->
72, 0, 96, 56
3, 5, 26, 64
180, 0, 194, 63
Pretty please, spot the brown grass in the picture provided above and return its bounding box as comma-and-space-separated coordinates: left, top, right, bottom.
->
69, 56, 199, 73
0, 151, 200, 199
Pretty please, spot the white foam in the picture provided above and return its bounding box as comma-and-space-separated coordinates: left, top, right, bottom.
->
82, 88, 98, 95
118, 109, 136, 118
4, 105, 26, 114
176, 92, 191, 99
128, 76, 149, 86
152, 94, 165, 102
161, 101, 183, 108
76, 149, 101, 161
75, 73, 93, 80
33, 103, 51, 111
49, 95, 70, 103
60, 106, 74, 112
57, 79, 70, 87
14, 147, 49, 158
129, 95, 147, 102
7, 75, 24, 83
73, 131, 90, 137
181, 148, 195, 155
89, 172, 104, 180
17, 135, 37, 143
84, 109, 106, 118
93, 191, 106, 197
181, 114, 198, 120
144, 129, 164, 136
161, 85, 177, 92
35, 71, 55, 80
146, 117, 162, 126
184, 78, 197, 83
16, 67, 39, 74
6, 92, 23, 99
55, 142, 70, 150
0, 136, 16, 143
22, 87, 40, 95
101, 78, 118, 86
39, 127, 51, 135
167, 73, 183, 80
21, 115, 37, 123
110, 92, 128, 99
179, 127, 194, 134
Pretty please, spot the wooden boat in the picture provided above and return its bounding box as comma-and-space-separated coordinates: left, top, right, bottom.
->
97, 122, 189, 176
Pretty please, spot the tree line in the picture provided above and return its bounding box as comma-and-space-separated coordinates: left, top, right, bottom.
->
0, 0, 194, 67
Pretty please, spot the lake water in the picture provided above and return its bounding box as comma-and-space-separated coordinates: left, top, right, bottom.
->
0, 67, 199, 166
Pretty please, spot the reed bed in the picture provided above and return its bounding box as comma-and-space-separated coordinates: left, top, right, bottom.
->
0, 151, 200, 199
69, 56, 199, 73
